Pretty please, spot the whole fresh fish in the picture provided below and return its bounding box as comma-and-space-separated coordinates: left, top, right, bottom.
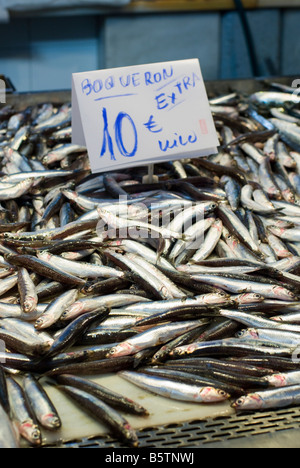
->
140, 365, 242, 395
103, 250, 178, 300
97, 207, 184, 241
123, 293, 232, 314
264, 371, 300, 388
108, 320, 205, 358
250, 92, 300, 107
190, 219, 223, 263
125, 253, 185, 299
169, 217, 215, 262
55, 374, 149, 416
241, 185, 279, 214
23, 374, 61, 431
163, 202, 215, 253
5, 254, 86, 287
219, 309, 300, 333
62, 294, 150, 321
0, 327, 52, 356
165, 357, 273, 378
37, 251, 124, 280
0, 169, 76, 184
18, 267, 38, 314
0, 178, 35, 201
111, 238, 177, 272
217, 204, 263, 257
233, 385, 300, 411
190, 274, 296, 301
35, 289, 79, 330
33, 103, 71, 134
57, 384, 139, 447
270, 119, 300, 151
268, 225, 300, 243
0, 318, 53, 349
170, 339, 293, 359
119, 371, 230, 403
46, 356, 136, 377
236, 328, 300, 347
7, 377, 41, 446
43, 144, 86, 166
45, 308, 110, 358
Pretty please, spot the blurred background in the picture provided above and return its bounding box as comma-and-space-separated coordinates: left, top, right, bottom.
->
0, 0, 299, 92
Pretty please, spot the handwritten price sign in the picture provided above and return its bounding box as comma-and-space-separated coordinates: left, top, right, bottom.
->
72, 59, 219, 173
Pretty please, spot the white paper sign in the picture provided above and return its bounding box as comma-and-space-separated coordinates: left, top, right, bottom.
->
72, 59, 219, 173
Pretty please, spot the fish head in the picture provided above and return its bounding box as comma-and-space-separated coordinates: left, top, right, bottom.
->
34, 316, 48, 330
274, 287, 296, 301
236, 293, 264, 304
269, 226, 284, 237
41, 413, 61, 430
236, 329, 259, 340
20, 422, 41, 446
271, 316, 282, 322
199, 387, 230, 403
232, 394, 263, 411
62, 190, 78, 201
267, 374, 286, 388
62, 301, 84, 320
122, 422, 139, 448
37, 251, 51, 262
170, 343, 197, 357
108, 342, 134, 358
160, 286, 172, 300
42, 154, 51, 165
214, 219, 223, 232
23, 296, 37, 314
283, 190, 296, 204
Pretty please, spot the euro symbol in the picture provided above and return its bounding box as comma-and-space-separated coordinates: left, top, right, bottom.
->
144, 115, 162, 133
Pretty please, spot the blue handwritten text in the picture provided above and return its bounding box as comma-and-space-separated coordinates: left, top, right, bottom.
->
158, 131, 198, 153
100, 107, 138, 161
155, 73, 201, 111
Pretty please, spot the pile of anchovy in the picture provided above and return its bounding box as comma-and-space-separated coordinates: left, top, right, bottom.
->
1, 83, 300, 448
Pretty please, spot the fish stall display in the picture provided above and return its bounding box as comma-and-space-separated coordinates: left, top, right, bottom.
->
0, 84, 300, 447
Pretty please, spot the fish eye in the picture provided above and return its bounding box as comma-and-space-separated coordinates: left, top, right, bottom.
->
33, 430, 41, 440
236, 398, 244, 406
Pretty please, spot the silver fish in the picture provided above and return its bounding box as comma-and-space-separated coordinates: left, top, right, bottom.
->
35, 289, 79, 330
233, 385, 300, 411
37, 251, 124, 280
108, 320, 205, 358
119, 371, 230, 403
7, 377, 41, 446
